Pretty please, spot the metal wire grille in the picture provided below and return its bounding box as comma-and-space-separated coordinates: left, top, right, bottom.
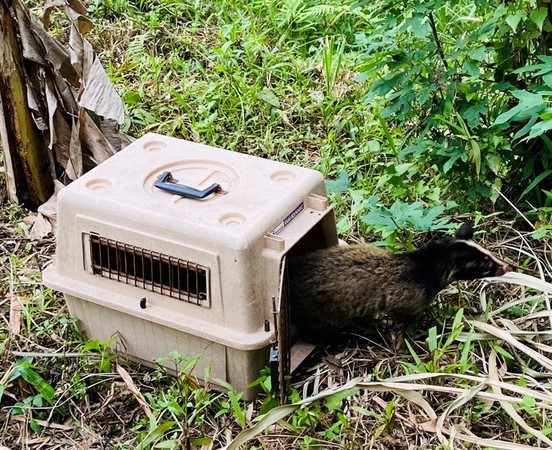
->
88, 233, 209, 306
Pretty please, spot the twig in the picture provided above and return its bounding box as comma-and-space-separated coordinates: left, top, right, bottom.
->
10, 351, 101, 358
428, 12, 448, 70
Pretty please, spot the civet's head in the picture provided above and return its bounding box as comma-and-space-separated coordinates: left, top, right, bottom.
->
447, 223, 512, 281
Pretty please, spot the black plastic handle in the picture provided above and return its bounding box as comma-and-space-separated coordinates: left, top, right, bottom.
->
154, 171, 221, 199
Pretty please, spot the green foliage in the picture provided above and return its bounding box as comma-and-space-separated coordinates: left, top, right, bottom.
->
135, 352, 222, 448
492, 56, 552, 205
1, 357, 55, 406
0, 358, 56, 435
356, 0, 552, 207
81, 338, 116, 373
402, 308, 468, 374
248, 367, 279, 414
86, 0, 471, 241
362, 198, 455, 249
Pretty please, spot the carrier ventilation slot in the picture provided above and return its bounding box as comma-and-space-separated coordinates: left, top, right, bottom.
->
88, 233, 209, 307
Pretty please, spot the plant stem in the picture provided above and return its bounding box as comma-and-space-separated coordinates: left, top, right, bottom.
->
428, 12, 448, 70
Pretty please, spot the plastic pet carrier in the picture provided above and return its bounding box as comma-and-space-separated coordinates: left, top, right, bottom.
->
43, 133, 338, 399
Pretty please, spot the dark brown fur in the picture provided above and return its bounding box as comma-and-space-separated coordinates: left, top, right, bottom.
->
288, 224, 511, 341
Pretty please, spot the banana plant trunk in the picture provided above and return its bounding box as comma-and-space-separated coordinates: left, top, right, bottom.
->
0, 0, 53, 209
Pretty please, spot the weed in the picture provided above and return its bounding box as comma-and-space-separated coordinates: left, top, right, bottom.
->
132, 352, 224, 448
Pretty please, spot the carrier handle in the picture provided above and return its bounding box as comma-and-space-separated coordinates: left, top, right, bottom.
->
154, 171, 223, 199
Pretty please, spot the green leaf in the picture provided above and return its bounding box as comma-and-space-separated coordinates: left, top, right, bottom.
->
459, 329, 474, 370
506, 11, 525, 32
228, 390, 246, 428
259, 396, 278, 415
530, 7, 548, 31
366, 77, 396, 102
154, 440, 178, 448
82, 339, 103, 353
136, 421, 177, 450
362, 210, 396, 229
470, 140, 481, 176
30, 419, 42, 434
527, 118, 552, 139
462, 60, 480, 78
519, 169, 552, 199
486, 154, 502, 175
325, 171, 350, 194
491, 343, 515, 362
463, 103, 487, 128
391, 163, 413, 176
32, 395, 43, 407
257, 88, 281, 108
522, 395, 537, 409
538, 55, 552, 65
124, 91, 141, 105
181, 353, 201, 373
325, 388, 359, 411
366, 140, 380, 153
19, 367, 55, 405
191, 437, 212, 446
428, 326, 438, 353
493, 91, 544, 126
381, 97, 409, 118
354, 71, 370, 83
375, 110, 397, 154
532, 226, 551, 240
513, 115, 538, 140
544, 73, 552, 89
405, 16, 431, 38
443, 153, 462, 173
468, 46, 487, 62
405, 340, 425, 371
512, 89, 544, 106
374, 173, 392, 190
513, 62, 552, 75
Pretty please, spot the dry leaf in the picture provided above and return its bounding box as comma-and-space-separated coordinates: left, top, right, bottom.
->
23, 212, 37, 226
417, 418, 437, 433
67, 116, 83, 179
14, 0, 76, 82
116, 364, 152, 418
79, 109, 116, 165
29, 213, 53, 241
372, 395, 388, 410
12, 415, 73, 431
9, 293, 24, 335
69, 25, 124, 124
38, 179, 64, 219
42, 0, 66, 29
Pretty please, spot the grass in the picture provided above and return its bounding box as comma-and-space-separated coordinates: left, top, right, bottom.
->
85, 0, 419, 240
3, 0, 552, 448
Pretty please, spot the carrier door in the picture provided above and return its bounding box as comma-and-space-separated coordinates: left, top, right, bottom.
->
269, 194, 339, 400
272, 255, 317, 402
271, 255, 290, 402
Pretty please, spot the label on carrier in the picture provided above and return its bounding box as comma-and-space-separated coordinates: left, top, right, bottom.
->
271, 202, 304, 235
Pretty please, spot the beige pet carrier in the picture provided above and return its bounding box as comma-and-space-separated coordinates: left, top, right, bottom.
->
43, 133, 337, 399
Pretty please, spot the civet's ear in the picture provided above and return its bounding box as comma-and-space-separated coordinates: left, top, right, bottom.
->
455, 223, 474, 241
